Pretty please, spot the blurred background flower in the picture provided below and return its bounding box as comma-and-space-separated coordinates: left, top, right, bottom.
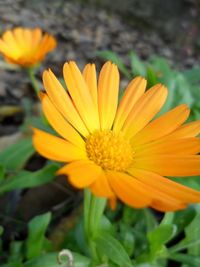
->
0, 27, 56, 67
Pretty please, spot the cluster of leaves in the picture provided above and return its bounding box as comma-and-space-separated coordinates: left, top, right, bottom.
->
1, 51, 200, 267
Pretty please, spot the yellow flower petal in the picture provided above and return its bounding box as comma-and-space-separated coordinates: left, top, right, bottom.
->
131, 104, 190, 147
98, 62, 119, 130
107, 171, 152, 208
134, 155, 200, 176
129, 168, 200, 203
122, 84, 168, 138
151, 198, 186, 212
32, 128, 87, 162
134, 137, 200, 156
82, 63, 98, 107
113, 77, 147, 133
40, 92, 85, 149
164, 120, 200, 140
89, 172, 114, 198
57, 160, 101, 188
1, 30, 20, 56
43, 70, 89, 136
63, 61, 100, 132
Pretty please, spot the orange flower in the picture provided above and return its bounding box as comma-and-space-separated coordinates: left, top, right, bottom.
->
33, 61, 200, 212
0, 27, 56, 67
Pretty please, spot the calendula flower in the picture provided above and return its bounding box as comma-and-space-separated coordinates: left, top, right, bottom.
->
33, 61, 200, 211
0, 27, 56, 67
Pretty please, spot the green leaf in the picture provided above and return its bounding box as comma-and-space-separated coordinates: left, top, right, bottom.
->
143, 209, 158, 231
173, 208, 196, 234
183, 67, 200, 83
2, 263, 24, 267
148, 224, 177, 259
0, 225, 3, 235
185, 209, 200, 256
24, 252, 91, 267
130, 51, 146, 77
174, 73, 194, 107
8, 241, 23, 262
26, 212, 52, 260
0, 165, 5, 181
119, 223, 135, 256
0, 138, 34, 171
96, 50, 131, 78
95, 233, 133, 267
168, 253, 200, 266
146, 66, 159, 87
0, 164, 58, 194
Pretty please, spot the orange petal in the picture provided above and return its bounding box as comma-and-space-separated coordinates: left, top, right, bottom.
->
12, 27, 27, 51
113, 77, 147, 133
122, 84, 168, 138
89, 172, 114, 198
129, 168, 200, 203
82, 63, 98, 107
57, 160, 101, 188
0, 39, 12, 56
43, 70, 89, 136
31, 28, 42, 48
133, 155, 200, 177
1, 30, 20, 56
40, 92, 85, 149
98, 62, 119, 130
164, 120, 200, 140
131, 104, 190, 147
32, 128, 87, 162
150, 199, 186, 212
107, 171, 152, 208
63, 61, 100, 132
134, 137, 200, 156
23, 29, 32, 47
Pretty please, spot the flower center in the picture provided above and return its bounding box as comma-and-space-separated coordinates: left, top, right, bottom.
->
85, 130, 133, 171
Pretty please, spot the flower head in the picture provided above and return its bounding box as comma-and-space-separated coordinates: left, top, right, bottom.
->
0, 27, 56, 67
33, 61, 200, 211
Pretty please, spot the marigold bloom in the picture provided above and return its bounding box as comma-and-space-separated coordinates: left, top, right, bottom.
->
33, 61, 200, 211
0, 27, 56, 67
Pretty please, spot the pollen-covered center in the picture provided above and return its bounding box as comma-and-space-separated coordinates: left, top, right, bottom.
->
85, 130, 133, 171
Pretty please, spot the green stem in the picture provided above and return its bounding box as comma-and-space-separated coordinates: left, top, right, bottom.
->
160, 212, 174, 225
83, 189, 107, 261
27, 68, 40, 96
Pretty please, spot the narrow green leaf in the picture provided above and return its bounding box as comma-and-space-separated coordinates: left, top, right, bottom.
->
0, 138, 34, 171
95, 233, 133, 267
173, 208, 196, 234
183, 67, 200, 83
1, 263, 24, 267
0, 164, 58, 194
185, 210, 200, 256
8, 241, 23, 262
148, 224, 177, 259
168, 253, 200, 266
26, 212, 51, 260
0, 165, 5, 181
129, 51, 146, 77
143, 209, 158, 231
0, 226, 3, 235
146, 66, 159, 87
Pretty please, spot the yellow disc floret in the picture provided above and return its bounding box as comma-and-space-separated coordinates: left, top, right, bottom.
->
86, 130, 133, 171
